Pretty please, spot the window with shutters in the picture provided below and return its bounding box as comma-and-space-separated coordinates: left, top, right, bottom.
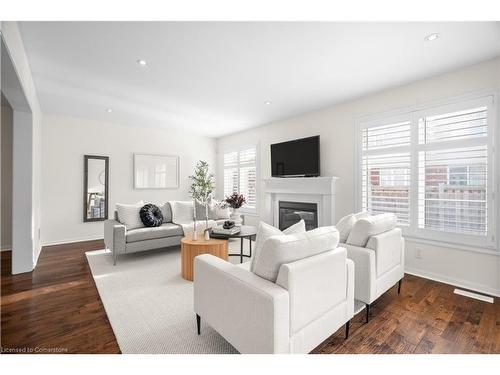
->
361, 118, 412, 225
357, 94, 496, 248
223, 147, 258, 210
417, 103, 489, 238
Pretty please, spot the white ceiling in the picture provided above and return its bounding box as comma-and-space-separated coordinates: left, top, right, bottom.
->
19, 22, 500, 137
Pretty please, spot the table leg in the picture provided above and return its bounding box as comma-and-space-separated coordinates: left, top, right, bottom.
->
249, 236, 252, 258
240, 238, 243, 263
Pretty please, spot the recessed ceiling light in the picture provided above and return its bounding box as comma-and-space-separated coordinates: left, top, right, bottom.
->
264, 101, 272, 105
106, 108, 113, 113
137, 59, 147, 66
424, 33, 440, 42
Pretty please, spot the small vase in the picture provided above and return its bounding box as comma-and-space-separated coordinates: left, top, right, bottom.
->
204, 229, 210, 241
230, 208, 242, 225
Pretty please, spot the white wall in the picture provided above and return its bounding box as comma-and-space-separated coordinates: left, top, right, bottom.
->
1, 21, 43, 273
41, 114, 216, 245
217, 57, 500, 296
1, 103, 13, 250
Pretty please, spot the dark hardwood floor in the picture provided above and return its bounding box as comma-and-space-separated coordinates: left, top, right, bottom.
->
1, 240, 120, 353
1, 240, 499, 354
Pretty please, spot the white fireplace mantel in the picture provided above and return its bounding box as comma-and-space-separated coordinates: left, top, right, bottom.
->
263, 177, 338, 228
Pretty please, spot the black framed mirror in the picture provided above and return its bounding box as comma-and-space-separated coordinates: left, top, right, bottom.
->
83, 155, 109, 222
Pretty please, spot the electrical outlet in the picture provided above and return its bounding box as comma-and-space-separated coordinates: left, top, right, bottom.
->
415, 248, 422, 259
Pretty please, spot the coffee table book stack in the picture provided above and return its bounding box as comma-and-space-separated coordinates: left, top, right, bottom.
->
211, 226, 241, 235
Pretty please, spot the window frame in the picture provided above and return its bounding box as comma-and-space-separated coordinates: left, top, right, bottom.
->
221, 143, 259, 215
355, 91, 498, 250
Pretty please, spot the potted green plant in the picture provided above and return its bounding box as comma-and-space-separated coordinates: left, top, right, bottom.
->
189, 160, 215, 240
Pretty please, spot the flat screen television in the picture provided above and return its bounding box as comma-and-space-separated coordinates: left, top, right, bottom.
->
271, 135, 320, 177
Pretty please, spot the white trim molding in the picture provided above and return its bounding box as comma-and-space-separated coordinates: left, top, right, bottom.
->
42, 236, 103, 247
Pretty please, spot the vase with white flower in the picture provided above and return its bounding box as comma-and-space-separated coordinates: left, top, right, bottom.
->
225, 192, 246, 226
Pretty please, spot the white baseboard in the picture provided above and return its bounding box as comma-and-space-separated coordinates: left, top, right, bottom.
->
405, 267, 499, 298
42, 236, 104, 247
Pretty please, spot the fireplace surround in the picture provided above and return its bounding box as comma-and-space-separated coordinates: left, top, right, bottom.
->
263, 176, 338, 228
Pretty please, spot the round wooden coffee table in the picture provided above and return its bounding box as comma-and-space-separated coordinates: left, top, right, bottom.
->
180, 237, 228, 281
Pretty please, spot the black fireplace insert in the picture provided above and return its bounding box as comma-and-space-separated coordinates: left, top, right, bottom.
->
279, 201, 318, 231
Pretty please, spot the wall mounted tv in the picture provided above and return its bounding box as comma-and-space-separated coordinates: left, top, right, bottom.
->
271, 135, 320, 177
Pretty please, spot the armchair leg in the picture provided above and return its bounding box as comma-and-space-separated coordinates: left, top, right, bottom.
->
365, 303, 370, 323
196, 314, 201, 335
345, 321, 350, 339
398, 279, 402, 294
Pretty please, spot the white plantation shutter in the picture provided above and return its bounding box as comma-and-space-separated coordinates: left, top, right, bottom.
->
417, 104, 489, 237
223, 168, 239, 197
223, 151, 238, 166
361, 119, 411, 225
418, 106, 487, 144
223, 147, 257, 209
358, 95, 495, 247
223, 151, 239, 197
239, 166, 257, 207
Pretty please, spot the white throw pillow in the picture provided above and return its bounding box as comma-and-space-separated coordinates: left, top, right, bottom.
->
336, 211, 370, 243
336, 213, 355, 243
250, 220, 306, 272
253, 226, 340, 282
116, 201, 144, 230
354, 211, 369, 220
213, 200, 231, 219
170, 201, 195, 224
283, 219, 306, 234
346, 213, 397, 247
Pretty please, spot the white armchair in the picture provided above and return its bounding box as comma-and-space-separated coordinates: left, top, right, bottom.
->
342, 227, 404, 322
194, 247, 354, 354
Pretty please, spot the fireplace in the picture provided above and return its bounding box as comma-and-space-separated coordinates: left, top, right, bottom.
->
264, 176, 337, 228
279, 201, 318, 231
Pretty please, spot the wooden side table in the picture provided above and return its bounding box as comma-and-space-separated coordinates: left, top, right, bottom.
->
180, 237, 228, 281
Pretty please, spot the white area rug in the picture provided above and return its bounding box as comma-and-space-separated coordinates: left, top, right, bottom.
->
86, 240, 366, 354
85, 240, 251, 354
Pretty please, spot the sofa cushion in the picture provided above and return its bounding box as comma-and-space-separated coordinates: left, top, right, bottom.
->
214, 201, 231, 219
116, 201, 144, 230
346, 213, 397, 247
336, 214, 355, 243
336, 211, 369, 243
354, 211, 369, 220
160, 202, 173, 223
250, 220, 306, 272
170, 201, 194, 224
253, 226, 339, 282
126, 223, 183, 243
194, 199, 219, 220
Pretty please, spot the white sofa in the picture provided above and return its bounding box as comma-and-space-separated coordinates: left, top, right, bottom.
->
193, 247, 354, 354
341, 214, 404, 322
